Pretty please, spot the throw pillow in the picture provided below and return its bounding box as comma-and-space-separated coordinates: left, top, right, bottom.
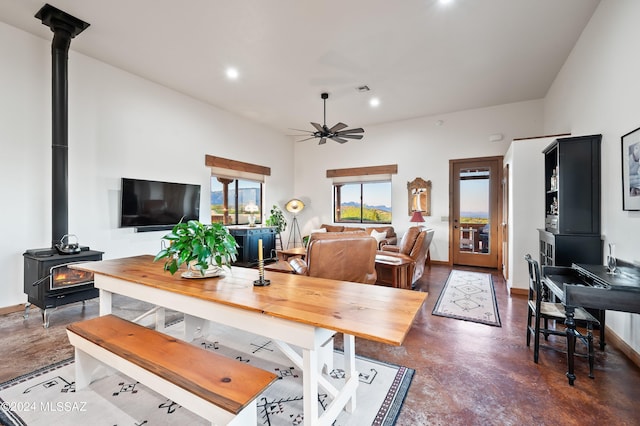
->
370, 229, 387, 245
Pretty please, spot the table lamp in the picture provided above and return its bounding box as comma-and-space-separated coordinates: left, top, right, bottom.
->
410, 210, 425, 228
245, 203, 259, 227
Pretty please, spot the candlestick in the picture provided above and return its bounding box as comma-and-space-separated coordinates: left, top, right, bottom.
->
254, 238, 270, 286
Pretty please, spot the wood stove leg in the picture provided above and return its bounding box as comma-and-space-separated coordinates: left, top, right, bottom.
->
23, 303, 31, 320
42, 308, 50, 328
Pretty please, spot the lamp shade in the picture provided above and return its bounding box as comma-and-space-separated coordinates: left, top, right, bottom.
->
410, 210, 425, 224
244, 203, 259, 213
285, 198, 305, 214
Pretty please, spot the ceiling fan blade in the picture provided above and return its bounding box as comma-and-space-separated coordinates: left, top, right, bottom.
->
310, 122, 324, 132
296, 136, 317, 143
318, 138, 327, 145
337, 134, 363, 140
328, 122, 348, 133
331, 136, 349, 144
337, 127, 364, 134
288, 128, 314, 133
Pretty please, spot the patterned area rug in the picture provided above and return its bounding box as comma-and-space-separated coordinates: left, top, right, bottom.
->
0, 321, 413, 425
432, 270, 501, 327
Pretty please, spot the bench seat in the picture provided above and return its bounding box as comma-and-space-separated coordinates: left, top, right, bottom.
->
67, 314, 277, 425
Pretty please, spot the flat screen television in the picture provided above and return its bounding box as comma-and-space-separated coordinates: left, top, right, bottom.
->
120, 178, 201, 230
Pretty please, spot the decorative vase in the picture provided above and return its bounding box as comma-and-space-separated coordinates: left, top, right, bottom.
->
181, 262, 224, 279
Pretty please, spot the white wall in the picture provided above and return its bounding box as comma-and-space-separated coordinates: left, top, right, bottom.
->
0, 22, 293, 308
543, 0, 640, 352
293, 100, 544, 262
504, 136, 557, 292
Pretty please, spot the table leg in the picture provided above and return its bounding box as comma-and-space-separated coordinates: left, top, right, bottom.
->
565, 306, 576, 385
99, 289, 112, 316
343, 334, 356, 413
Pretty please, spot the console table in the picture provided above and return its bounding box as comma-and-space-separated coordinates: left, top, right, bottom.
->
227, 226, 276, 267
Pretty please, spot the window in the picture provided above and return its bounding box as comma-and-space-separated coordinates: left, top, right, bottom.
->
334, 181, 392, 223
210, 177, 262, 225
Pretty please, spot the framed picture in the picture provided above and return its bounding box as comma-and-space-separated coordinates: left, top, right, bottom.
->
622, 126, 640, 211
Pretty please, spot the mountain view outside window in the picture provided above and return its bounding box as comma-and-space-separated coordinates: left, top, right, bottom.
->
334, 181, 392, 223
210, 177, 261, 225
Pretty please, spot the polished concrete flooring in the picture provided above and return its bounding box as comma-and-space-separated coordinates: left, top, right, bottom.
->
1, 264, 640, 425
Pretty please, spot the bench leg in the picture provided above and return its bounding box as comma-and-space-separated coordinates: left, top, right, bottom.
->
226, 400, 257, 426
184, 314, 211, 341
74, 348, 111, 390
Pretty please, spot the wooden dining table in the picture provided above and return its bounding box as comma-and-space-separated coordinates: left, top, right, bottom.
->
72, 255, 427, 425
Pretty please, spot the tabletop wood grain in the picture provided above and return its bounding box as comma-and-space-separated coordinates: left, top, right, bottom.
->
72, 255, 427, 346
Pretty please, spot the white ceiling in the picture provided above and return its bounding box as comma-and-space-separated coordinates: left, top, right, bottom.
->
0, 0, 600, 135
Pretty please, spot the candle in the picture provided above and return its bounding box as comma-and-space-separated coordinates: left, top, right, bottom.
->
258, 239, 263, 262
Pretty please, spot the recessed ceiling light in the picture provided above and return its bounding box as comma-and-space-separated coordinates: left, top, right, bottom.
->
369, 97, 380, 107
439, 0, 453, 5
225, 67, 239, 80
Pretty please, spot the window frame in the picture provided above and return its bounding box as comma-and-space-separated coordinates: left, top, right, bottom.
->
333, 180, 392, 224
211, 177, 263, 226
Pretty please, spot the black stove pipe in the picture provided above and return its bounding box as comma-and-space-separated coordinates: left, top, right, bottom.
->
35, 4, 89, 247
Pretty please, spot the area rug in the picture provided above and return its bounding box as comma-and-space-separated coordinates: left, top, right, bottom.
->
0, 321, 413, 426
432, 270, 501, 327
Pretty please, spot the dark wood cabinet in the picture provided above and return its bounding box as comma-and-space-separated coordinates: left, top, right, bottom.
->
228, 226, 276, 267
539, 135, 602, 266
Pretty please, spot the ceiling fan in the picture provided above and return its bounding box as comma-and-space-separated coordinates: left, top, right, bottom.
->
293, 93, 364, 145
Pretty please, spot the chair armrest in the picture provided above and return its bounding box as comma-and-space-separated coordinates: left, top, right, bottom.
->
381, 245, 400, 253
289, 257, 308, 275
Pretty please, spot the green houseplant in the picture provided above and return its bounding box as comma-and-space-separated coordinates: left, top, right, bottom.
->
265, 205, 286, 234
265, 204, 287, 249
154, 220, 238, 276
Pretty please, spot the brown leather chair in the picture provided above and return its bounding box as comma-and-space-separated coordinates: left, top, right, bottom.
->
289, 232, 377, 284
379, 227, 434, 285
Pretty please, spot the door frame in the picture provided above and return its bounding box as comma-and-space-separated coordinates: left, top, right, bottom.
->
448, 155, 503, 268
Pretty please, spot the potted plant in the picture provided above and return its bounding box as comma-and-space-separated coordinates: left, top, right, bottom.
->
265, 204, 287, 248
154, 220, 238, 277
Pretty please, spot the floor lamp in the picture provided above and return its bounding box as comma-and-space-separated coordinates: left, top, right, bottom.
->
285, 198, 305, 248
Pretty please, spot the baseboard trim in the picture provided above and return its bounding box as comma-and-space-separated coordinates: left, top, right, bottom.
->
510, 288, 528, 296
605, 326, 640, 369
0, 304, 25, 316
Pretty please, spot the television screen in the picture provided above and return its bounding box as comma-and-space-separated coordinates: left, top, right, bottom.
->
120, 178, 201, 229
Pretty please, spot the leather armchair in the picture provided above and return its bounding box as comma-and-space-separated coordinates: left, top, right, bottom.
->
379, 227, 435, 285
289, 232, 378, 284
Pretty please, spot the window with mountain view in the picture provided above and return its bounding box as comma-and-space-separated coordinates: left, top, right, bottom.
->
333, 181, 392, 223
210, 177, 262, 225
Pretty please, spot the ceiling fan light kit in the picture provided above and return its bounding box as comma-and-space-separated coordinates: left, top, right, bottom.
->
296, 93, 365, 145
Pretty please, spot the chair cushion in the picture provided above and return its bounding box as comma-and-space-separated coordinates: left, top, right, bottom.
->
540, 302, 600, 323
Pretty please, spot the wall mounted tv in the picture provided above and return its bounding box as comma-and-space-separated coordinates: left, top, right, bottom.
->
120, 178, 201, 231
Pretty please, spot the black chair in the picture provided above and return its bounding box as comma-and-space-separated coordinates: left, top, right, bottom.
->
524, 254, 599, 380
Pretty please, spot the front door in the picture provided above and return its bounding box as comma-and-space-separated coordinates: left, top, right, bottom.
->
450, 156, 502, 268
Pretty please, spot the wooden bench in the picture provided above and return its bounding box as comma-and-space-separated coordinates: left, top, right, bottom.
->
67, 314, 278, 425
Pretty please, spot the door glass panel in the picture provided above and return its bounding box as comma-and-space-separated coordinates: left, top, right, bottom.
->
458, 167, 490, 255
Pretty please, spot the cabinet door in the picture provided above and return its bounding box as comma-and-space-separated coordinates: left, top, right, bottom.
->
558, 137, 601, 234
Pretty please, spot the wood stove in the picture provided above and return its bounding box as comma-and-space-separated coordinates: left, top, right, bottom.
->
23, 248, 103, 327
22, 5, 99, 328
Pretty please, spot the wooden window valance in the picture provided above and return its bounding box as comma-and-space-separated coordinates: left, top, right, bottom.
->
326, 164, 397, 179
205, 155, 270, 182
